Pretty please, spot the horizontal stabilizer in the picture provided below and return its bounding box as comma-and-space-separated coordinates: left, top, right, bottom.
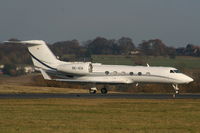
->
4, 40, 44, 46
40, 69, 52, 80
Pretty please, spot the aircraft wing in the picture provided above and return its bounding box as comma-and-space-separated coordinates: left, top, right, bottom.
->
54, 78, 124, 84
40, 69, 134, 84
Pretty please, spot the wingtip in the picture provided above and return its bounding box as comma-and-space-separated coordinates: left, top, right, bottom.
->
3, 40, 23, 44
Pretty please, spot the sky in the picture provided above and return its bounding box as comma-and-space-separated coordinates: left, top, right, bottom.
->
0, 0, 200, 47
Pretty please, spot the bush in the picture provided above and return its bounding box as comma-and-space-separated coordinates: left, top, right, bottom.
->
2, 64, 17, 76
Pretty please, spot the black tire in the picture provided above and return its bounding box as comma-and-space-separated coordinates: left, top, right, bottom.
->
101, 88, 108, 94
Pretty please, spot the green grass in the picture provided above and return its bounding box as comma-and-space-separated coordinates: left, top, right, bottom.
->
60, 54, 200, 69
0, 99, 200, 133
92, 55, 200, 69
146, 56, 200, 69
92, 55, 134, 65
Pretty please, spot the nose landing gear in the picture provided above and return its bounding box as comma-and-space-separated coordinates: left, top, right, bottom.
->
172, 84, 179, 98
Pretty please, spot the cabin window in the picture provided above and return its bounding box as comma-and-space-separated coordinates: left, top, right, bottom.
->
105, 71, 109, 75
138, 72, 142, 76
170, 70, 181, 73
129, 72, 134, 75
146, 72, 150, 75
113, 71, 117, 75
72, 67, 76, 70
121, 72, 126, 75
78, 67, 83, 70
89, 63, 93, 73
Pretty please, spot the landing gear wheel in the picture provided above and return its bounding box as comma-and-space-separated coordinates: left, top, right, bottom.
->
173, 90, 179, 98
175, 90, 179, 94
101, 88, 108, 94
89, 87, 97, 94
172, 84, 179, 98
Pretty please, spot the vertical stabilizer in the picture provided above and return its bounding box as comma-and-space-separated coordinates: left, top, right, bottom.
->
5, 40, 59, 70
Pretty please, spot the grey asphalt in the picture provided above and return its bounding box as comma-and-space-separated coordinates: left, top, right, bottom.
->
0, 93, 200, 99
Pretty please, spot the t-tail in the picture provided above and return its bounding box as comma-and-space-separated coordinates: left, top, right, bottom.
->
4, 40, 59, 71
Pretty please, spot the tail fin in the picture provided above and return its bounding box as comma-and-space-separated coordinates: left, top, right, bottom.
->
5, 40, 59, 70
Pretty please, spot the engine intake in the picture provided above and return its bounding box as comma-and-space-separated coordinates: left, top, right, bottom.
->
57, 62, 93, 75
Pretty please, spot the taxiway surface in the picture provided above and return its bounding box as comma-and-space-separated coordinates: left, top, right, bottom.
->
0, 93, 200, 99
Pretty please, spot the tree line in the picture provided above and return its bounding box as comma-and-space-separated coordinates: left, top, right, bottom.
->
0, 37, 200, 65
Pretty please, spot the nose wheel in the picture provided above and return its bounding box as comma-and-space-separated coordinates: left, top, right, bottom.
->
172, 84, 179, 98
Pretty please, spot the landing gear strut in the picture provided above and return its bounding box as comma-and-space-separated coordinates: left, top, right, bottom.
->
101, 87, 108, 94
172, 84, 179, 98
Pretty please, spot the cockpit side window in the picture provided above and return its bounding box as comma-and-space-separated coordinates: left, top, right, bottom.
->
170, 70, 174, 73
170, 69, 181, 73
174, 70, 181, 73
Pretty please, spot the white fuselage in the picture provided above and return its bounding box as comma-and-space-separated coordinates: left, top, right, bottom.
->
55, 61, 194, 85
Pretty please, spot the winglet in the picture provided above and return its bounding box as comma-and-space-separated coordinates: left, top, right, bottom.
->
147, 63, 150, 67
40, 69, 52, 80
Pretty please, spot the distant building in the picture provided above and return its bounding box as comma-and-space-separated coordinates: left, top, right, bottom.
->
0, 65, 4, 69
130, 51, 140, 55
24, 66, 35, 73
16, 65, 35, 74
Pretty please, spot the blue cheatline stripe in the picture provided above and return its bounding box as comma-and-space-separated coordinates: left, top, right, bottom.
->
28, 51, 57, 71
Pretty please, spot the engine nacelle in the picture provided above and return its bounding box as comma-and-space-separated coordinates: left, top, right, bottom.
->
57, 62, 93, 75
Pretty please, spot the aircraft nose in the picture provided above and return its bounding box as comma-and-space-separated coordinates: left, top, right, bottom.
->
186, 76, 194, 83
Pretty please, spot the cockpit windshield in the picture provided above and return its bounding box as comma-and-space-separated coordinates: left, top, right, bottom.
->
170, 69, 181, 73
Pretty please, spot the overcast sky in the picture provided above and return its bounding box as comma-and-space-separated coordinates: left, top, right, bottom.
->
0, 0, 200, 46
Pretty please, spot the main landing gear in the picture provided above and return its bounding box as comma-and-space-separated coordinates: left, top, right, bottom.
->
100, 87, 108, 94
172, 84, 179, 98
89, 87, 97, 94
89, 87, 108, 94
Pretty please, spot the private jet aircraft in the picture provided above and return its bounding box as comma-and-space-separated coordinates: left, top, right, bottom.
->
5, 40, 194, 96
